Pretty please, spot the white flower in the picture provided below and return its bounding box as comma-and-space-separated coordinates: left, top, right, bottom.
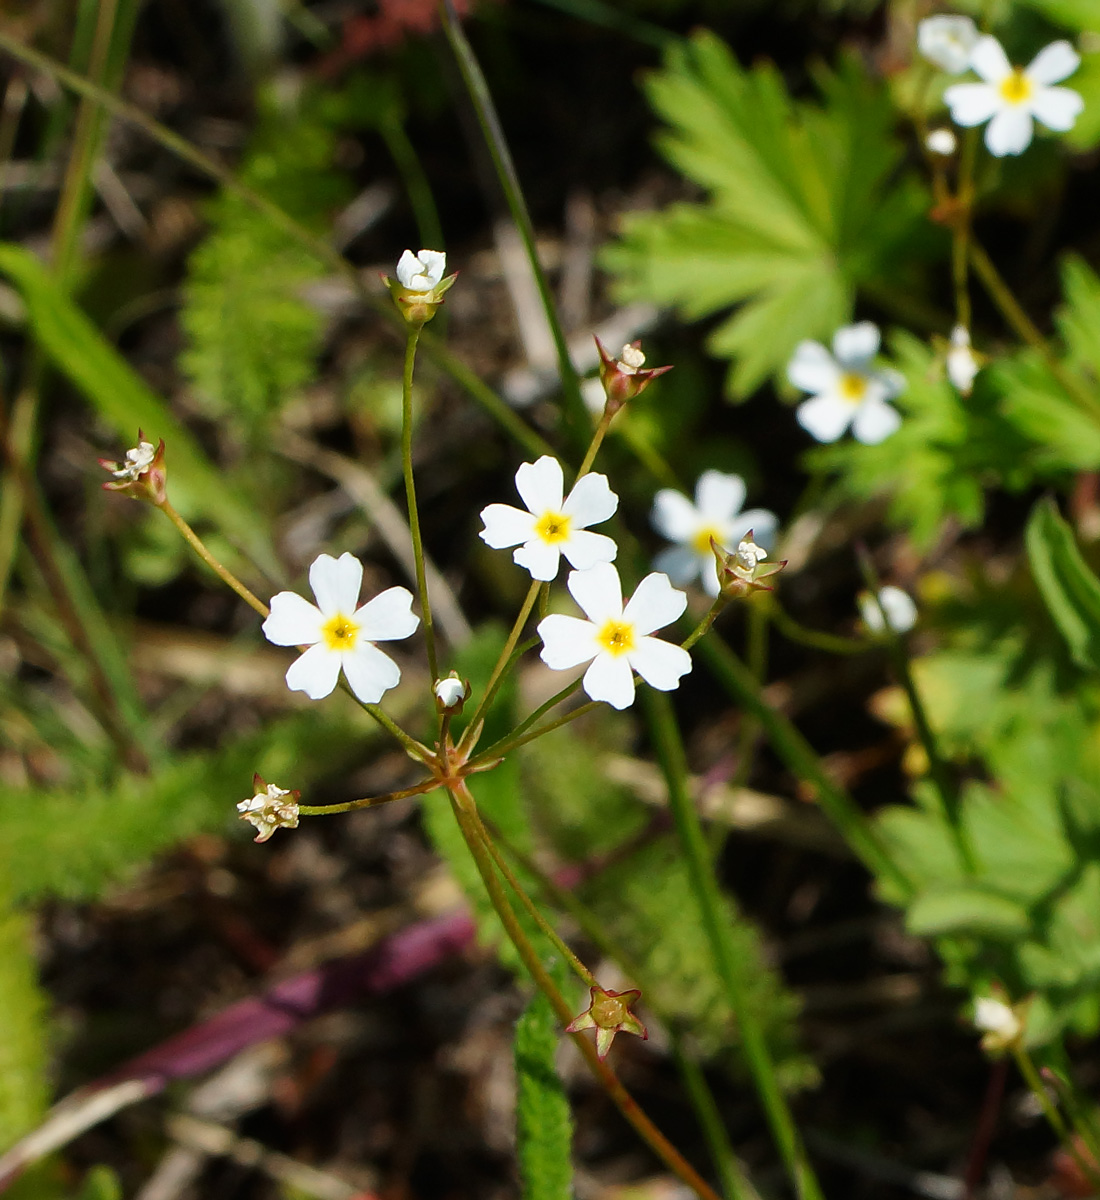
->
434, 675, 467, 708
974, 997, 1020, 1039
479, 456, 618, 581
262, 552, 419, 703
918, 15, 979, 74
860, 586, 917, 634
788, 322, 905, 445
537, 563, 692, 710
946, 324, 980, 395
396, 248, 446, 292
925, 127, 958, 155
238, 778, 299, 843
651, 471, 778, 597
111, 439, 156, 481
944, 37, 1084, 157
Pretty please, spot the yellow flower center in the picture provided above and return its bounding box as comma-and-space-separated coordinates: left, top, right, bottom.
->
999, 69, 1032, 105
321, 612, 360, 651
691, 525, 725, 556
535, 510, 572, 544
596, 618, 636, 657
839, 373, 868, 403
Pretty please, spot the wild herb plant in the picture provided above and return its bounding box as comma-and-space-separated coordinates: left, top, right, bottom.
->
5, 1, 1100, 1197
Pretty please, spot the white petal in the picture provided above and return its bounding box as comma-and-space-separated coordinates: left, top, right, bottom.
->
654, 545, 703, 587
728, 508, 779, 552
309, 552, 363, 617
567, 562, 623, 624
1030, 86, 1084, 132
918, 15, 979, 74
514, 538, 562, 581
355, 586, 419, 642
341, 641, 401, 703
480, 503, 536, 549
985, 107, 1033, 156
538, 614, 599, 669
416, 248, 446, 286
562, 529, 618, 571
651, 489, 701, 543
695, 471, 746, 522
562, 471, 618, 528
944, 82, 1002, 126
832, 322, 880, 368
515, 456, 564, 516
622, 571, 688, 637
395, 249, 422, 289
787, 340, 839, 394
629, 636, 693, 693
969, 35, 1012, 84
852, 399, 901, 445
582, 652, 636, 709
263, 591, 323, 647
285, 642, 342, 700
796, 395, 855, 443
1026, 40, 1080, 87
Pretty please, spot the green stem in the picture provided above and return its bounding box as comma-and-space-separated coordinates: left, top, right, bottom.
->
160, 500, 269, 618
769, 600, 869, 656
378, 113, 444, 255
950, 128, 978, 332
438, 1, 588, 448
446, 781, 723, 1200
694, 634, 910, 895
300, 776, 440, 816
401, 327, 438, 683
643, 690, 824, 1200
1013, 1048, 1100, 1195
681, 596, 729, 652
575, 411, 612, 479
471, 679, 587, 764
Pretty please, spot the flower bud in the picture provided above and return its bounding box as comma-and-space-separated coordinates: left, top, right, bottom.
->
99, 432, 167, 506
714, 532, 785, 598
973, 990, 1029, 1054
859, 586, 917, 635
945, 324, 981, 395
434, 672, 470, 714
383, 248, 457, 327
237, 774, 300, 843
594, 337, 672, 415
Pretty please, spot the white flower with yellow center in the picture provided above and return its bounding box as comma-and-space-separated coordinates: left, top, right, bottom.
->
944, 37, 1083, 157
918, 14, 979, 75
262, 552, 418, 703
537, 563, 692, 710
651, 472, 778, 597
396, 248, 446, 292
788, 322, 904, 445
479, 456, 618, 581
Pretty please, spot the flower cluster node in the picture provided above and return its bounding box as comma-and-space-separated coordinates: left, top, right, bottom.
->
434, 672, 470, 713
859, 585, 917, 635
566, 985, 648, 1060
99, 432, 167, 505
384, 248, 457, 326
238, 774, 300, 843
973, 990, 1029, 1055
716, 532, 784, 598
595, 337, 672, 415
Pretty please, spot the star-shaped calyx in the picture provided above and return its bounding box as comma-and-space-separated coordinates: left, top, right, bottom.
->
566, 985, 648, 1060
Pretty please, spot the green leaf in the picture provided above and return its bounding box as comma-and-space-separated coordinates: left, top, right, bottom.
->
604, 32, 928, 396
1026, 495, 1100, 671
905, 886, 1031, 939
0, 244, 276, 573
514, 988, 574, 1200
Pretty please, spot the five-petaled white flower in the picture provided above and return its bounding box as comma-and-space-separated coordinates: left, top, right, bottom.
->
651, 471, 778, 597
859, 586, 917, 634
396, 249, 446, 293
537, 563, 692, 710
262, 552, 419, 703
788, 322, 905, 444
944, 37, 1084, 157
918, 14, 979, 75
479, 456, 618, 581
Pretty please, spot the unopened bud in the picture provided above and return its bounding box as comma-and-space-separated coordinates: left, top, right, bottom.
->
383, 248, 457, 327
594, 337, 672, 415
715, 532, 784, 598
973, 991, 1028, 1055
434, 672, 470, 713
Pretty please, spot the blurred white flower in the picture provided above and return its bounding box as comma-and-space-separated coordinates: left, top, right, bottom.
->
918, 14, 979, 74
262, 552, 418, 703
925, 127, 958, 155
396, 249, 446, 292
946, 325, 980, 394
537, 563, 691, 710
860, 586, 917, 634
479, 456, 618, 581
973, 994, 1027, 1053
238, 776, 299, 843
788, 322, 905, 444
944, 36, 1084, 156
651, 471, 778, 597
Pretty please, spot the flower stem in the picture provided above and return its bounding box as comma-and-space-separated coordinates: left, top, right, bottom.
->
951, 128, 978, 332
446, 780, 722, 1200
470, 679, 588, 764
160, 500, 269, 618
643, 690, 824, 1200
575, 410, 613, 479
299, 776, 440, 815
1013, 1048, 1100, 1195
681, 596, 729, 651
401, 327, 438, 683
769, 599, 869, 656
